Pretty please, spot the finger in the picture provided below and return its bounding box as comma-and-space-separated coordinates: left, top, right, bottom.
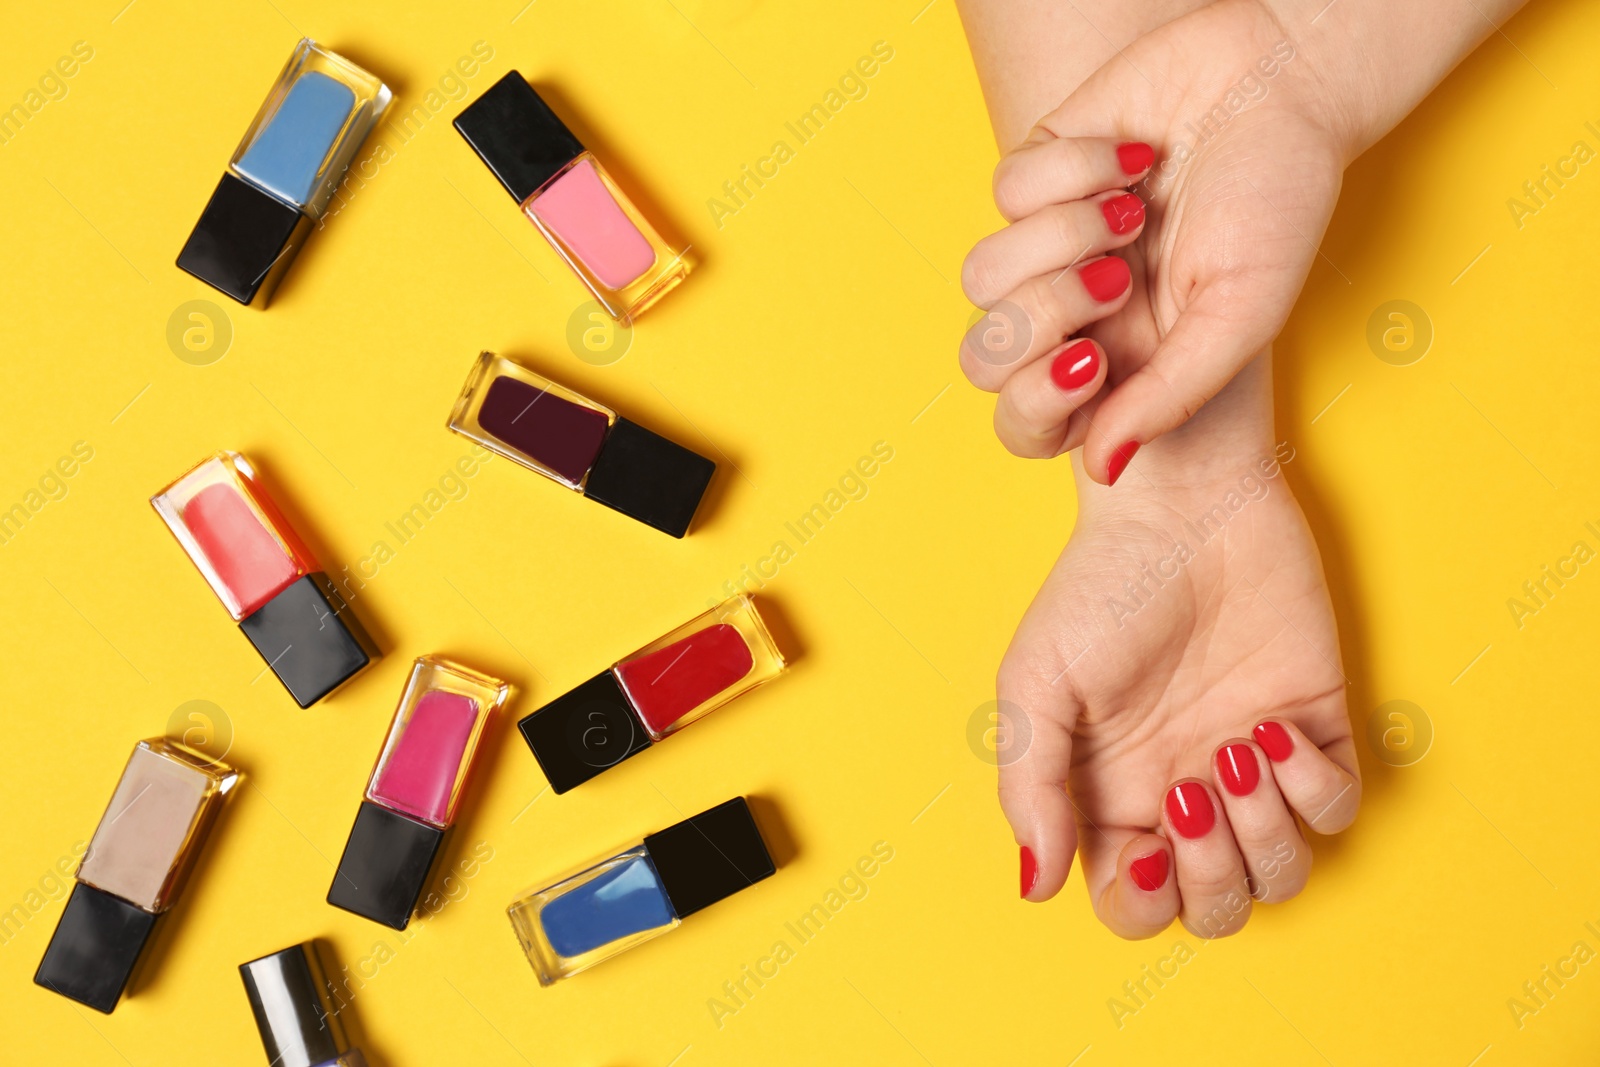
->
994, 137, 1155, 220
1211, 740, 1311, 905
963, 190, 1146, 308
960, 255, 1133, 392
1253, 720, 1362, 834
1163, 780, 1252, 939
1083, 277, 1274, 484
997, 655, 1084, 903
993, 339, 1107, 458
1080, 828, 1178, 939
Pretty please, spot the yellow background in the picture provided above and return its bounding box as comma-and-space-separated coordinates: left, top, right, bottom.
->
2, 0, 1597, 1063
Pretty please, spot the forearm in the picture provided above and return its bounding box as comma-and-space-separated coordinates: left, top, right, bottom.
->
956, 0, 1215, 148
1267, 0, 1531, 160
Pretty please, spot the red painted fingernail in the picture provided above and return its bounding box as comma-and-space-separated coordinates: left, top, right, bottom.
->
1101, 193, 1145, 235
1080, 256, 1131, 302
1165, 782, 1215, 839
1216, 744, 1261, 796
1117, 141, 1155, 175
1106, 441, 1139, 485
1020, 846, 1038, 898
1254, 721, 1294, 762
1129, 850, 1170, 892
1050, 340, 1099, 391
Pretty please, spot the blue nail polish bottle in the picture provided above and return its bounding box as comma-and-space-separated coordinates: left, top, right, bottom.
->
178, 40, 390, 307
509, 798, 776, 984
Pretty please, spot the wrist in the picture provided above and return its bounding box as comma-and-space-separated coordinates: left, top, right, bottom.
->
1075, 352, 1279, 512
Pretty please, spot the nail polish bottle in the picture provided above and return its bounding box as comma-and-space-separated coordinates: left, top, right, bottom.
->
34, 739, 239, 1013
240, 941, 367, 1067
508, 797, 775, 985
448, 351, 716, 537
328, 656, 510, 930
178, 40, 391, 307
454, 72, 690, 322
518, 595, 784, 793
152, 451, 378, 707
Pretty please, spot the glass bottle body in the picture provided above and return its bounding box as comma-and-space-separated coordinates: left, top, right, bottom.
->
508, 845, 679, 985
523, 153, 689, 322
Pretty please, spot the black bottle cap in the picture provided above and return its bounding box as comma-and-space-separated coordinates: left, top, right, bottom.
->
177, 173, 311, 307
516, 669, 653, 794
585, 418, 716, 538
239, 942, 348, 1067
34, 883, 158, 1014
645, 797, 775, 919
454, 71, 585, 203
240, 573, 378, 708
327, 801, 446, 931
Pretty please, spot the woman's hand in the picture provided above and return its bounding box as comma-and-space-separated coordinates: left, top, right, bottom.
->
999, 359, 1359, 937
961, 0, 1347, 483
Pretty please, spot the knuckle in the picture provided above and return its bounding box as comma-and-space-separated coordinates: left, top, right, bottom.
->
1181, 885, 1253, 939
1304, 777, 1361, 833
1181, 865, 1250, 903
1046, 203, 1084, 253
1254, 870, 1308, 905
1063, 137, 1095, 180
1003, 379, 1051, 432
995, 655, 1046, 704
997, 424, 1045, 459
1248, 845, 1310, 903
961, 248, 1001, 306
993, 158, 1028, 219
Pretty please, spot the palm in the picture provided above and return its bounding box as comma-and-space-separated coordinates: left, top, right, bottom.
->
1062, 0, 1345, 399
1007, 465, 1349, 844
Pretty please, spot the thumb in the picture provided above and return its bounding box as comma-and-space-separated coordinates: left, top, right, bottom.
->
996, 651, 1083, 902
1024, 57, 1129, 146
1085, 275, 1277, 483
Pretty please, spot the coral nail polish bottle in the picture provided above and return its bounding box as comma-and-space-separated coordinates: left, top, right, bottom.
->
151, 451, 378, 707
454, 72, 690, 322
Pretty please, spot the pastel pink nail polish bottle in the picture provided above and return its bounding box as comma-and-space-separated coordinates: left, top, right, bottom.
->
455, 72, 690, 322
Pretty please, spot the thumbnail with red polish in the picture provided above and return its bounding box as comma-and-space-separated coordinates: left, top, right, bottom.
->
1217, 744, 1261, 796
1107, 441, 1140, 486
1020, 846, 1038, 898
1101, 193, 1144, 235
1050, 340, 1099, 391
152, 451, 377, 707
1117, 141, 1155, 175
518, 595, 785, 793
1254, 721, 1294, 762
1129, 850, 1169, 892
1166, 782, 1216, 839
329, 656, 510, 930
1080, 257, 1130, 302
